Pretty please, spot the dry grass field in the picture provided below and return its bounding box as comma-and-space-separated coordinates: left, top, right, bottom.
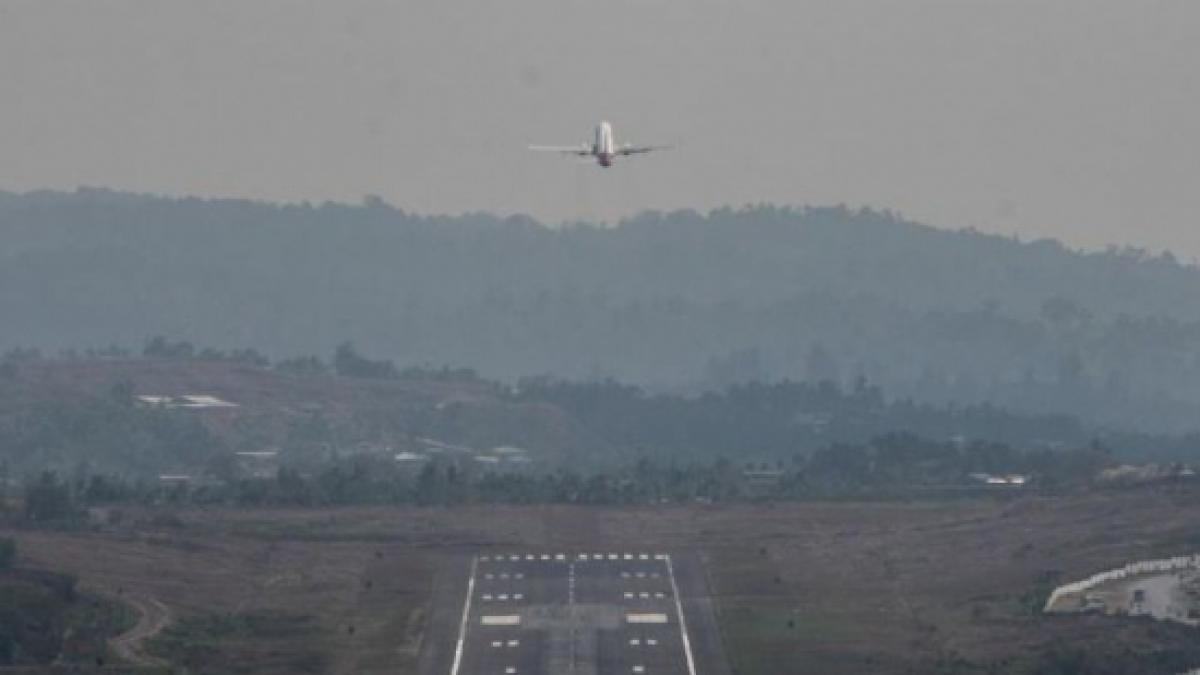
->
6, 486, 1200, 674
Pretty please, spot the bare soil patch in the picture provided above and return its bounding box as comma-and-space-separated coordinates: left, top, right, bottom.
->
5, 488, 1200, 673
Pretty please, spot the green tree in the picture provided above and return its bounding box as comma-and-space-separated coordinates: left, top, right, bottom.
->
0, 538, 14, 570
333, 342, 398, 379
23, 472, 77, 524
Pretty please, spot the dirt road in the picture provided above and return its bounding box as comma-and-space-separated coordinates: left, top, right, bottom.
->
109, 594, 172, 667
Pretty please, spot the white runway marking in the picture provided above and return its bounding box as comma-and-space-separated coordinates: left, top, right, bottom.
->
569, 563, 576, 605
568, 561, 577, 673
461, 552, 699, 675
626, 613, 668, 624
448, 556, 478, 675
481, 615, 521, 626
665, 554, 698, 675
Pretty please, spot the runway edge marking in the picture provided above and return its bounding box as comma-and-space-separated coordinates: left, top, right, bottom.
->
449, 555, 478, 675
666, 554, 699, 675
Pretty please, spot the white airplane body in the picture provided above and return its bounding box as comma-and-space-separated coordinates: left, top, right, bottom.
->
530, 121, 669, 168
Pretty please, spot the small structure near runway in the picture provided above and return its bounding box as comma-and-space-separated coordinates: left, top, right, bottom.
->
1044, 553, 1200, 624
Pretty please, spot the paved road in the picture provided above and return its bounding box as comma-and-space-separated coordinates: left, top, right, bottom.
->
420, 551, 731, 675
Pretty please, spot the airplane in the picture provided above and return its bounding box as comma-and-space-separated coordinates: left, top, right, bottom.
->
529, 121, 671, 168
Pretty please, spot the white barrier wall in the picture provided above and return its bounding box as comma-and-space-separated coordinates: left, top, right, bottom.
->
1043, 554, 1200, 612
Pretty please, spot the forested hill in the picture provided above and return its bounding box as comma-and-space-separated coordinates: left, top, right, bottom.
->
3, 188, 1200, 432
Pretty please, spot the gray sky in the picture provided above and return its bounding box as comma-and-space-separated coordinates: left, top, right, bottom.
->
2, 1, 1199, 256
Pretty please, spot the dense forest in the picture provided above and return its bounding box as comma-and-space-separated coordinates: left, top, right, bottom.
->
3, 189, 1200, 433
0, 345, 1194, 485
0, 535, 126, 667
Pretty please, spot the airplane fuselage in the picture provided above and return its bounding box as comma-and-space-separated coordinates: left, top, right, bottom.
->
594, 121, 616, 167
530, 120, 665, 167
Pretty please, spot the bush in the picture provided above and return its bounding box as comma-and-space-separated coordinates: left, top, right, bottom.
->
0, 538, 13, 570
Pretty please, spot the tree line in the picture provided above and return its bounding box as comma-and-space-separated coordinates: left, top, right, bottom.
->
0, 433, 1122, 519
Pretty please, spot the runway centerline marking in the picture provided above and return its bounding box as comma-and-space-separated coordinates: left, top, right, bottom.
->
568, 560, 577, 675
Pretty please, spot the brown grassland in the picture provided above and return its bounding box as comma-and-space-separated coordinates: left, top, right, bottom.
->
5, 486, 1200, 674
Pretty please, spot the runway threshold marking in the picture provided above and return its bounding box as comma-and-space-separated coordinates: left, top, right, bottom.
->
448, 555, 478, 675
665, 554, 698, 675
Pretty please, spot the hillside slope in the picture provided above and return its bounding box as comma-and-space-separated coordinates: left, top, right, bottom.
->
2, 189, 1199, 431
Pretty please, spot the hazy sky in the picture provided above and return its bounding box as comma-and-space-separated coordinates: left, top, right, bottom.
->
2, 1, 1199, 256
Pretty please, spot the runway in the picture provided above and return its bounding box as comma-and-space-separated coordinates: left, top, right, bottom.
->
420, 551, 730, 675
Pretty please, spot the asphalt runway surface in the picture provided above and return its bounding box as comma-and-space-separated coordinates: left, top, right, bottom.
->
418, 551, 731, 675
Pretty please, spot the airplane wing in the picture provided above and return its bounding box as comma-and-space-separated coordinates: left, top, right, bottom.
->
529, 145, 592, 156
616, 144, 673, 156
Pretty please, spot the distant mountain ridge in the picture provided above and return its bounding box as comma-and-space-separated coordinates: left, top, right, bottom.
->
2, 188, 1199, 432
